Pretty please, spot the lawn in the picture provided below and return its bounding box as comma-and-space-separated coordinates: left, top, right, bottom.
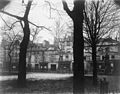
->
0, 74, 120, 94
0, 76, 101, 94
0, 77, 73, 94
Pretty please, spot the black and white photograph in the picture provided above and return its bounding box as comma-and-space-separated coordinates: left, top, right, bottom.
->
0, 0, 120, 94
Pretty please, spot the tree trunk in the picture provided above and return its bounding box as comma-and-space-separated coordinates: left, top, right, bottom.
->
28, 46, 33, 71
73, 18, 84, 94
92, 43, 97, 85
18, 20, 30, 86
8, 53, 12, 73
61, 0, 85, 93
42, 51, 45, 62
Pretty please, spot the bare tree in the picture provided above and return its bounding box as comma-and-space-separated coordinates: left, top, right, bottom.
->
84, 0, 120, 85
0, 0, 48, 86
62, 0, 85, 93
3, 30, 21, 73
27, 28, 41, 70
1, 17, 22, 73
50, 20, 68, 61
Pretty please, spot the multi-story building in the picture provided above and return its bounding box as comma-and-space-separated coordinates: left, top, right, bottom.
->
26, 43, 60, 72
0, 42, 4, 71
84, 37, 120, 74
2, 31, 120, 74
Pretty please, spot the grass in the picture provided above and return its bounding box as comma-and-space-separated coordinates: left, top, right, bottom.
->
0, 76, 101, 94
0, 78, 73, 94
0, 75, 120, 94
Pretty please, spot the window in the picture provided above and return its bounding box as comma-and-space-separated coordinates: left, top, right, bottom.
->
103, 55, 109, 60
37, 52, 39, 55
67, 42, 70, 46
66, 55, 69, 59
96, 56, 100, 60
86, 56, 91, 61
111, 55, 115, 59
106, 55, 109, 60
84, 56, 86, 60
102, 56, 104, 60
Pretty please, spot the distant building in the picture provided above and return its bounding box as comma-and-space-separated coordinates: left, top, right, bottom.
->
84, 38, 120, 61
84, 37, 120, 74
2, 31, 120, 74
0, 42, 4, 69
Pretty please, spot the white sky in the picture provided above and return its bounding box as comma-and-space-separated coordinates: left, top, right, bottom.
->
0, 0, 73, 44
0, 0, 112, 44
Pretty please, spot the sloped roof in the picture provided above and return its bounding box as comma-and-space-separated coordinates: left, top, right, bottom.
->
100, 38, 119, 43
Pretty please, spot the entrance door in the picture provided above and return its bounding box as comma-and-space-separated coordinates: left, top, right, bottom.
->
51, 64, 56, 71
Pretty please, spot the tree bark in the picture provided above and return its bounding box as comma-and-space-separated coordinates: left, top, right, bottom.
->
73, 19, 84, 94
8, 53, 12, 73
0, 0, 33, 87
28, 46, 33, 71
92, 43, 97, 85
17, 0, 32, 86
62, 0, 85, 93
18, 20, 30, 86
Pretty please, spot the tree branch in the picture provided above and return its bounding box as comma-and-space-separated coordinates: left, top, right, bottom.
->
24, 0, 33, 19
20, 21, 24, 29
0, 10, 23, 20
62, 0, 73, 18
28, 21, 51, 31
0, 14, 11, 29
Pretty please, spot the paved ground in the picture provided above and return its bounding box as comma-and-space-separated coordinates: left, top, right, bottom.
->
0, 73, 73, 81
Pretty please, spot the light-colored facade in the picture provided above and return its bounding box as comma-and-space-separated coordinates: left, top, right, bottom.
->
2, 31, 120, 73
0, 42, 4, 68
84, 38, 120, 62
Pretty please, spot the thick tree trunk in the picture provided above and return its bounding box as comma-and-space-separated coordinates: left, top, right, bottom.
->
0, 0, 32, 87
92, 43, 97, 85
62, 0, 85, 93
73, 21, 84, 94
73, 15, 84, 94
18, 21, 30, 86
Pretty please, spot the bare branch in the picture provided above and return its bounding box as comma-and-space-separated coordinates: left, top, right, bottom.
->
0, 10, 23, 20
20, 21, 24, 29
0, 14, 11, 29
84, 0, 120, 50
62, 0, 73, 18
28, 21, 51, 31
24, 0, 33, 19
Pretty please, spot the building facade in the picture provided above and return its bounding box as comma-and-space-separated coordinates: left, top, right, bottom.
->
1, 33, 120, 74
84, 38, 120, 74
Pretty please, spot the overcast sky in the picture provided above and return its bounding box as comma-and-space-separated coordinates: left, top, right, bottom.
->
0, 0, 73, 44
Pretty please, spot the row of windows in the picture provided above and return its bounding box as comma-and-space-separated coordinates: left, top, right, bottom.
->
101, 55, 115, 60
84, 55, 116, 61
27, 51, 58, 56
